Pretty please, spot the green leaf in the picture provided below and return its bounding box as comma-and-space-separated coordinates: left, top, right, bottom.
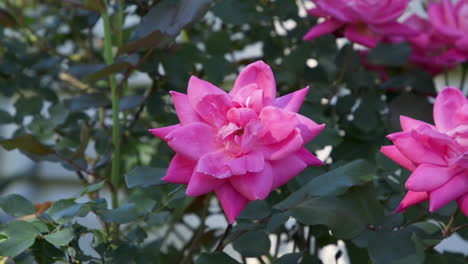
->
47, 199, 92, 223
195, 252, 240, 264
291, 184, 384, 239
0, 194, 36, 217
125, 166, 167, 188
119, 95, 145, 111
120, 0, 214, 53
367, 43, 412, 67
275, 160, 376, 210
84, 55, 139, 82
44, 228, 74, 247
73, 181, 105, 198
274, 253, 303, 264
99, 203, 140, 224
367, 230, 425, 264
383, 70, 436, 94
14, 96, 43, 118
238, 200, 271, 220
0, 221, 41, 257
65, 93, 110, 112
64, 0, 105, 12
232, 230, 271, 257
0, 134, 55, 156
212, 0, 257, 25
0, 110, 13, 124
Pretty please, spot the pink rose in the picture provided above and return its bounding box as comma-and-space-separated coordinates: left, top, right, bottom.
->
381, 87, 468, 216
150, 61, 325, 223
428, 0, 468, 54
303, 0, 414, 48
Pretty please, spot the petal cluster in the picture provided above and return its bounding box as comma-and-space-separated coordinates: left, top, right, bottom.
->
381, 87, 468, 216
303, 0, 412, 48
150, 61, 325, 223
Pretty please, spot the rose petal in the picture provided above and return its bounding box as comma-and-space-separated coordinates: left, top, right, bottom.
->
457, 193, 468, 217
434, 87, 467, 132
227, 151, 265, 175
296, 147, 324, 166
274, 87, 309, 113
295, 113, 326, 143
260, 106, 299, 143
215, 183, 249, 223
170, 91, 202, 124
303, 18, 344, 41
380, 145, 417, 171
395, 191, 429, 213
196, 151, 232, 179
406, 164, 460, 192
261, 128, 304, 160
230, 162, 273, 200
187, 76, 232, 127
165, 122, 217, 160
186, 171, 225, 197
271, 155, 307, 189
149, 124, 181, 140
399, 115, 433, 132
344, 24, 381, 48
162, 154, 196, 184
226, 107, 258, 126
429, 172, 468, 212
231, 61, 276, 106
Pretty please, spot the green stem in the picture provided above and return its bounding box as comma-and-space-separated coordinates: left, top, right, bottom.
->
443, 208, 460, 237
117, 0, 125, 46
102, 10, 121, 208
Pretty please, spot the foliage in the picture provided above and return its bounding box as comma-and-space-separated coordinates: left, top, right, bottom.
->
0, 0, 466, 263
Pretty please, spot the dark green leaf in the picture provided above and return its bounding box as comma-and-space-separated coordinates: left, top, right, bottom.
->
99, 203, 140, 224
232, 230, 271, 257
0, 221, 41, 257
121, 0, 214, 53
239, 200, 271, 220
73, 181, 105, 198
44, 228, 74, 247
274, 253, 303, 264
119, 95, 145, 111
275, 160, 376, 210
0, 134, 55, 156
65, 93, 110, 111
0, 110, 13, 124
195, 252, 240, 264
125, 166, 167, 188
0, 194, 36, 216
367, 43, 412, 67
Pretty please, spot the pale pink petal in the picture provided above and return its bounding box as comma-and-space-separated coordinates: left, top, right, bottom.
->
186, 171, 225, 197
230, 162, 273, 201
271, 155, 307, 189
395, 191, 429, 213
406, 164, 460, 192
149, 124, 181, 140
261, 128, 303, 160
296, 147, 324, 166
457, 193, 468, 217
429, 172, 468, 212
231, 84, 264, 113
162, 154, 196, 184
170, 91, 202, 124
344, 24, 381, 48
165, 122, 217, 160
303, 19, 344, 41
434, 87, 467, 132
295, 114, 326, 143
274, 87, 309, 113
187, 76, 232, 127
399, 115, 433, 132
259, 106, 298, 144
380, 145, 417, 171
241, 120, 265, 153
227, 151, 265, 175
231, 61, 276, 106
196, 151, 232, 179
215, 183, 249, 223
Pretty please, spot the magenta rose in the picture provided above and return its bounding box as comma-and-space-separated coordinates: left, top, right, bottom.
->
303, 0, 413, 48
150, 61, 325, 223
381, 87, 468, 216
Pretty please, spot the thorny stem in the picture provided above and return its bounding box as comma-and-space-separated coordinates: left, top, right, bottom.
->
101, 5, 121, 209
214, 224, 232, 252
443, 208, 460, 237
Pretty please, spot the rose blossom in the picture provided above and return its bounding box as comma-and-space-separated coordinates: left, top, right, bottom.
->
381, 87, 468, 216
150, 61, 325, 223
303, 0, 414, 48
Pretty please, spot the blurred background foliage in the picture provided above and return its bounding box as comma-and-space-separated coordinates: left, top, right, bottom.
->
0, 0, 466, 263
